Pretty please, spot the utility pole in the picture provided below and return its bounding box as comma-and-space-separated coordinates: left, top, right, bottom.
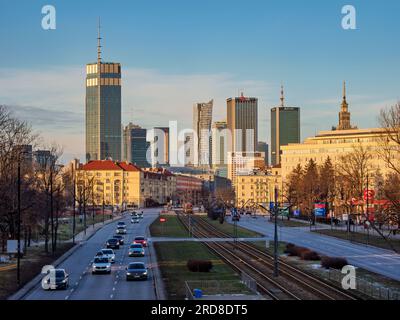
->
72, 172, 76, 245
17, 157, 21, 287
366, 174, 369, 246
274, 186, 279, 277
50, 166, 54, 255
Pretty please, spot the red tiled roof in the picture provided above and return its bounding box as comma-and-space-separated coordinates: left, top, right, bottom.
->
81, 160, 122, 171
81, 160, 142, 172
117, 162, 141, 172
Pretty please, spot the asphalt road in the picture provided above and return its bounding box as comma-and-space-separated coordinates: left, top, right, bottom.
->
230, 216, 400, 282
23, 208, 159, 300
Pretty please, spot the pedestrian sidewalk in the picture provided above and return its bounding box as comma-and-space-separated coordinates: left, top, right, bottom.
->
28, 214, 125, 248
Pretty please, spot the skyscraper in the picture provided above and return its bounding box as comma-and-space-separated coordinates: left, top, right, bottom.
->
86, 21, 122, 162
257, 141, 269, 167
271, 86, 300, 166
123, 123, 149, 168
150, 127, 170, 167
193, 100, 213, 167
227, 93, 258, 153
211, 121, 228, 177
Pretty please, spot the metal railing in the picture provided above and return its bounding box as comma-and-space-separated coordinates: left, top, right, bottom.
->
325, 268, 400, 300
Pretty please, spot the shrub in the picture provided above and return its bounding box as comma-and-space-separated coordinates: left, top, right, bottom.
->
187, 260, 213, 272
300, 250, 320, 261
320, 256, 348, 269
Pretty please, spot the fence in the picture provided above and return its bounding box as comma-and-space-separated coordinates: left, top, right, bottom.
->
185, 275, 258, 300
325, 267, 400, 300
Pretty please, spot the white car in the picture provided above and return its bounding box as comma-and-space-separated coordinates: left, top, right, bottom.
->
116, 226, 127, 234
100, 249, 116, 263
92, 257, 111, 274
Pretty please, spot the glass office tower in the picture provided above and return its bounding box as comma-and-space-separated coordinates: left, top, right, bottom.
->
85, 62, 122, 162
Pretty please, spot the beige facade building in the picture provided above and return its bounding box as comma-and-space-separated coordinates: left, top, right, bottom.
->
76, 160, 175, 208
281, 84, 391, 181
235, 167, 282, 208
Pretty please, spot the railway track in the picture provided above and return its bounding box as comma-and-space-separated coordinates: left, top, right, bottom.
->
177, 212, 359, 300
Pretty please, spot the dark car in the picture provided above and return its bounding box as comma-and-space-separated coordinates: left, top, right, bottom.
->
133, 236, 147, 247
113, 235, 124, 245
106, 238, 120, 249
126, 262, 148, 281
42, 269, 69, 290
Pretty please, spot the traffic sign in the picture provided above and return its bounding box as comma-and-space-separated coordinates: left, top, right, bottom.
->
314, 203, 326, 217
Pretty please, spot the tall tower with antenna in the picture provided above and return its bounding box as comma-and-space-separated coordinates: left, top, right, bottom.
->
85, 19, 122, 162
337, 81, 353, 130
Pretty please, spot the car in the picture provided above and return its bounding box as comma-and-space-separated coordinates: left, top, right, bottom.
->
100, 248, 116, 263
92, 257, 112, 274
133, 236, 147, 247
116, 226, 127, 234
117, 221, 126, 227
128, 244, 145, 257
113, 235, 124, 245
131, 217, 140, 224
42, 268, 69, 290
130, 211, 137, 216
126, 262, 148, 281
106, 238, 120, 249
137, 211, 144, 219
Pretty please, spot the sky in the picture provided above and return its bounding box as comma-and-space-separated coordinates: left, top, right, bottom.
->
0, 0, 399, 163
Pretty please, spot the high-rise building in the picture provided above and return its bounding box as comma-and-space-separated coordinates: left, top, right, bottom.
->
271, 86, 300, 166
193, 100, 213, 167
150, 127, 170, 167
123, 123, 149, 168
184, 132, 195, 167
211, 121, 228, 177
86, 21, 122, 162
257, 141, 269, 167
227, 93, 258, 153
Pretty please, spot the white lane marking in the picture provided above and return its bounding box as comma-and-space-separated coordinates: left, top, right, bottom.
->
114, 281, 117, 285
75, 282, 78, 285
70, 288, 74, 293
65, 296, 69, 300
110, 294, 114, 298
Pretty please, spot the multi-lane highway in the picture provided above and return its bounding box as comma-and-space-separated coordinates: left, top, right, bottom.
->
231, 216, 400, 281
21, 208, 159, 300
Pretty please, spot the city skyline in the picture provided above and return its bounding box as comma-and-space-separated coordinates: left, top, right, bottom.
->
1, 0, 399, 163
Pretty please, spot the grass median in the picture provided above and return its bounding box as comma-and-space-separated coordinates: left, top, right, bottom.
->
200, 216, 263, 238
153, 241, 250, 299
150, 215, 253, 299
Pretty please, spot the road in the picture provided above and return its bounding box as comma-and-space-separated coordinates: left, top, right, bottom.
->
230, 216, 400, 282
22, 208, 159, 300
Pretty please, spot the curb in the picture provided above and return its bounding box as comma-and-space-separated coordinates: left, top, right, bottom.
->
8, 215, 124, 300
146, 218, 167, 300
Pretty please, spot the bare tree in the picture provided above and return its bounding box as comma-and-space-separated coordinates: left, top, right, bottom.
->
378, 103, 400, 175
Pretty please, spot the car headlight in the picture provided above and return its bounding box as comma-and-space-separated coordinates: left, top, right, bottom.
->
61, 279, 67, 283
126, 272, 131, 276
143, 271, 147, 275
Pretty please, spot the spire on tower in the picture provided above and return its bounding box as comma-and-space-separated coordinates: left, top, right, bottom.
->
280, 85, 285, 107
343, 81, 346, 101
97, 17, 102, 64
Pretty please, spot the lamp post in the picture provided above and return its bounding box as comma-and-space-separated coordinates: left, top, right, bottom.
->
17, 156, 21, 287
273, 186, 279, 277
72, 169, 76, 244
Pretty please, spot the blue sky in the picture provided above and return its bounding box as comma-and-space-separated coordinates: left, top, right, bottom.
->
0, 0, 399, 162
